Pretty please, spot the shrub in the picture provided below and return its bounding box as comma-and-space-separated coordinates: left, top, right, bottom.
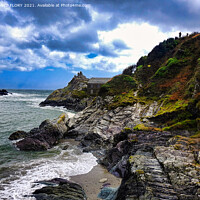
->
71, 90, 88, 99
99, 74, 137, 96
166, 57, 179, 68
153, 57, 181, 79
137, 65, 143, 70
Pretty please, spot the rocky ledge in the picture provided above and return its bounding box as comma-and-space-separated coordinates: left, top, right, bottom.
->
101, 128, 200, 200
9, 96, 200, 199
33, 178, 86, 200
66, 97, 200, 199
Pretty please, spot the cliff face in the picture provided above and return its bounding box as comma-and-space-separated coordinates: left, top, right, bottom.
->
65, 33, 200, 200
93, 33, 200, 132
23, 33, 200, 199
40, 72, 90, 111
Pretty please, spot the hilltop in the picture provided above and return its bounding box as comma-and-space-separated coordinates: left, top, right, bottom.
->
97, 32, 200, 132
40, 72, 90, 111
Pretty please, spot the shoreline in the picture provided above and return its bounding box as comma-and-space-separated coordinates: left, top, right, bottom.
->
70, 164, 121, 200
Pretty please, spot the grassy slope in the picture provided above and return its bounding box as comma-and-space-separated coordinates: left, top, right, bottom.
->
99, 33, 200, 132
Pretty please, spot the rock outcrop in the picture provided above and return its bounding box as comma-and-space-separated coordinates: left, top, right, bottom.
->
10, 34, 200, 199
40, 72, 90, 111
9, 130, 28, 140
15, 113, 69, 151
0, 89, 10, 96
33, 178, 86, 200
99, 128, 200, 200
66, 96, 160, 151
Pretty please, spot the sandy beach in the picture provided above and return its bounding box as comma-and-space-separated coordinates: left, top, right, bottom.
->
70, 164, 121, 200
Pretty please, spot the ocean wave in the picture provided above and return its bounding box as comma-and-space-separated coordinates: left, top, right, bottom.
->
0, 144, 97, 200
30, 104, 76, 118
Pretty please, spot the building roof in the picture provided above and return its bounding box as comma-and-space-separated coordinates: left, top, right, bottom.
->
88, 78, 111, 84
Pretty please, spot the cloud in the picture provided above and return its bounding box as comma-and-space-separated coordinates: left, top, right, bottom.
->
87, 0, 200, 31
0, 0, 199, 77
112, 39, 130, 50
71, 70, 80, 74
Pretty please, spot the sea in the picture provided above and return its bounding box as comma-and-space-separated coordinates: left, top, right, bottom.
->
0, 89, 97, 200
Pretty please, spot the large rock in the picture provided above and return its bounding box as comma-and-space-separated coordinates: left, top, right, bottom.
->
40, 72, 90, 112
100, 127, 200, 200
15, 113, 69, 151
154, 136, 200, 200
33, 178, 86, 200
9, 130, 27, 140
0, 89, 9, 96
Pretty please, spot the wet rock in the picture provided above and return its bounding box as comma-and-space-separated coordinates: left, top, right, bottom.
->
154, 143, 200, 200
0, 89, 10, 96
101, 127, 200, 200
116, 151, 179, 200
33, 179, 86, 200
62, 144, 69, 150
35, 178, 71, 186
9, 130, 27, 140
15, 113, 69, 151
98, 187, 118, 200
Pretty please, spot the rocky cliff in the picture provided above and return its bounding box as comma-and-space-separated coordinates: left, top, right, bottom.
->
10, 33, 200, 199
40, 72, 90, 111
64, 33, 200, 199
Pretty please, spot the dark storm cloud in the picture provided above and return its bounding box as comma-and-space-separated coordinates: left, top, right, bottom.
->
98, 44, 118, 57
46, 27, 98, 52
86, 0, 200, 31
17, 41, 42, 49
2, 13, 19, 26
1, 0, 200, 73
6, 0, 92, 27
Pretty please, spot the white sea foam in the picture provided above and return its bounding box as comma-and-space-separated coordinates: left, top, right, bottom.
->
0, 90, 81, 200
38, 105, 76, 118
0, 145, 97, 200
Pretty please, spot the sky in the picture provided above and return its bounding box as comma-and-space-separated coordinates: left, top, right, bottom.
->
0, 0, 200, 89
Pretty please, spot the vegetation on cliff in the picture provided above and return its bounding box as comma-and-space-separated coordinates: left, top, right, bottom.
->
96, 32, 200, 133
40, 72, 89, 111
41, 32, 200, 132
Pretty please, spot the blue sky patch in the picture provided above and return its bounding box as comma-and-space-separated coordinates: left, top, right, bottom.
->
86, 53, 98, 59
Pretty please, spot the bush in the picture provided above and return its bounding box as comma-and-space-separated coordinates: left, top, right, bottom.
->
137, 65, 143, 70
99, 74, 137, 96
152, 57, 181, 79
71, 90, 88, 99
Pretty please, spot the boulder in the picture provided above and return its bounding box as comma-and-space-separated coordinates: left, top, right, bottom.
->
9, 130, 27, 140
15, 113, 69, 151
0, 89, 9, 96
33, 178, 86, 200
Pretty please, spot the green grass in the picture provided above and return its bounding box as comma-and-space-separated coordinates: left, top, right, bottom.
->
162, 119, 197, 131
99, 74, 137, 96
